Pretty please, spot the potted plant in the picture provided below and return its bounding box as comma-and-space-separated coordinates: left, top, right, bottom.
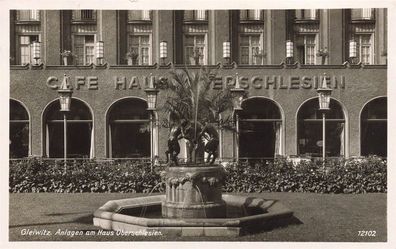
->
60, 50, 74, 66
316, 48, 329, 65
125, 49, 139, 65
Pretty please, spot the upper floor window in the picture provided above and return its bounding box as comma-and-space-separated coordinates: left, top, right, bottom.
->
351, 8, 375, 20
239, 34, 263, 65
18, 35, 39, 65
127, 34, 151, 65
353, 34, 374, 64
73, 35, 95, 65
296, 34, 317, 65
240, 10, 263, 21
16, 10, 40, 21
184, 10, 207, 21
72, 10, 96, 21
128, 10, 152, 21
295, 9, 318, 20
184, 34, 207, 65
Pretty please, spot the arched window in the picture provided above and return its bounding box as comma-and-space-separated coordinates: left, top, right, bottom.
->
107, 98, 151, 158
238, 98, 282, 159
10, 100, 29, 158
43, 99, 93, 158
361, 97, 387, 157
297, 98, 345, 157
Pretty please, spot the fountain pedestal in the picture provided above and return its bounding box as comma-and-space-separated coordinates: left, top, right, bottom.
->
161, 165, 226, 218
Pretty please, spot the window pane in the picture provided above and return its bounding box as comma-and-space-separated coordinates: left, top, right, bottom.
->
240, 36, 249, 46
184, 36, 194, 46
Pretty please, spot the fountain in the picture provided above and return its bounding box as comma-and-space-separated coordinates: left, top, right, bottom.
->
93, 68, 294, 236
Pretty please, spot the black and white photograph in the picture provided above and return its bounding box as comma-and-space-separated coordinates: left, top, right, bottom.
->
2, 0, 395, 248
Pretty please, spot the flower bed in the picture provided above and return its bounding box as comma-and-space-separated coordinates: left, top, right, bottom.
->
9, 157, 386, 194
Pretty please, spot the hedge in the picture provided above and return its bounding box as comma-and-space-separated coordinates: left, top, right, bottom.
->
9, 156, 386, 194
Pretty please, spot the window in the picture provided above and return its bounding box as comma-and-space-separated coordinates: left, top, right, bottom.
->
297, 98, 345, 157
239, 34, 263, 65
72, 10, 96, 21
238, 98, 282, 159
361, 97, 387, 157
43, 99, 93, 158
240, 10, 263, 21
18, 35, 39, 65
10, 100, 29, 158
107, 98, 151, 158
16, 10, 40, 21
127, 35, 151, 65
184, 34, 207, 65
128, 10, 152, 21
184, 10, 207, 21
73, 35, 95, 65
354, 34, 374, 64
351, 8, 374, 20
295, 9, 318, 20
296, 34, 317, 65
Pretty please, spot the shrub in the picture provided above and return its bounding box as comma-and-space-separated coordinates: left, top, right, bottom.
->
223, 156, 387, 194
9, 156, 386, 194
9, 158, 165, 193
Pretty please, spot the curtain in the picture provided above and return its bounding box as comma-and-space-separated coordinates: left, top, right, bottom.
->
108, 124, 112, 158
273, 122, 282, 157
45, 124, 49, 157
89, 124, 94, 159
339, 123, 345, 156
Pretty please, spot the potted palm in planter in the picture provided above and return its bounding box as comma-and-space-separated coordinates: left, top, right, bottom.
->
60, 50, 74, 66
125, 49, 139, 65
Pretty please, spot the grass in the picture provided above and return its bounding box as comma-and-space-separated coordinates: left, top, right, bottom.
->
9, 192, 386, 242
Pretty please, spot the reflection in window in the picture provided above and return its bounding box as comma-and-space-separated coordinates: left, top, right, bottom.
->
297, 98, 345, 157
361, 97, 387, 157
44, 99, 93, 158
238, 98, 282, 159
107, 98, 151, 158
10, 100, 29, 158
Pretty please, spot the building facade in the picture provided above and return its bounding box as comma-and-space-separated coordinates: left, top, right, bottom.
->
9, 9, 387, 161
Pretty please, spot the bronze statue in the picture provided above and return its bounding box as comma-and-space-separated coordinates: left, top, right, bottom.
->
198, 120, 219, 164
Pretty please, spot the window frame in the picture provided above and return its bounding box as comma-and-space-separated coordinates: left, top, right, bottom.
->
17, 34, 41, 65
355, 33, 374, 65
183, 33, 208, 65
127, 33, 152, 65
16, 10, 40, 22
72, 34, 96, 65
295, 33, 318, 65
238, 33, 264, 65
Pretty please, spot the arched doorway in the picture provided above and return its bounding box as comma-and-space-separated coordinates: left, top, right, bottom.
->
43, 98, 93, 158
237, 98, 283, 159
297, 98, 345, 157
107, 98, 151, 158
10, 99, 29, 158
361, 97, 387, 157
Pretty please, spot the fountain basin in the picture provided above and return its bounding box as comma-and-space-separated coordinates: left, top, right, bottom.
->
93, 194, 293, 237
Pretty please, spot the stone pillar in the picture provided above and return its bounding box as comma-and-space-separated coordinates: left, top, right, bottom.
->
100, 10, 117, 65
44, 10, 61, 65
156, 10, 174, 64
328, 9, 344, 64
268, 10, 287, 64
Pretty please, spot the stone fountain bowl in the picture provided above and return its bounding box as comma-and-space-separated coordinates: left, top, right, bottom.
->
93, 194, 293, 237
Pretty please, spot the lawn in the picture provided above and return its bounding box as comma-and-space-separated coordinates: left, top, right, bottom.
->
9, 192, 386, 242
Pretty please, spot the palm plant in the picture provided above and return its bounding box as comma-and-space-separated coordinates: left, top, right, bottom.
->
161, 66, 235, 163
